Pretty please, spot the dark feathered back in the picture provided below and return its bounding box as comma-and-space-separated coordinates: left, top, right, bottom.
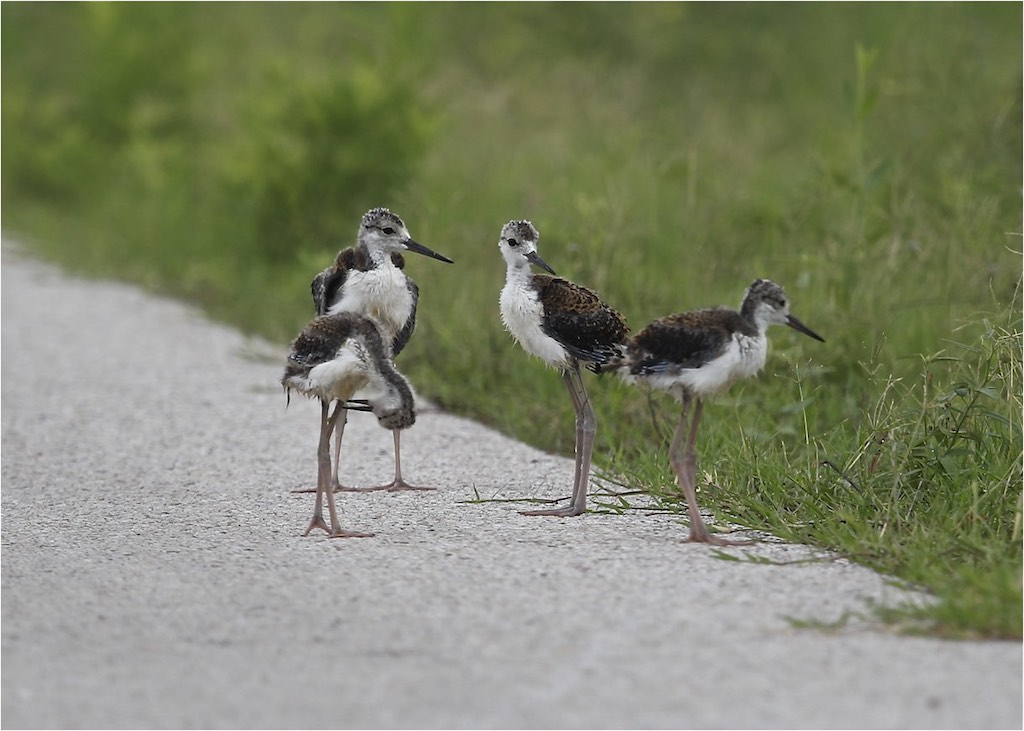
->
617, 308, 755, 375
282, 312, 416, 430
533, 274, 629, 371
282, 313, 387, 383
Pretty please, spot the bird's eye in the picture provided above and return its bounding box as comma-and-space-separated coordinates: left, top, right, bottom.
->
382, 227, 396, 235
507, 238, 519, 247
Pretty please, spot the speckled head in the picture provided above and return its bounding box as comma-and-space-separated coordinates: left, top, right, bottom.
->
361, 207, 405, 233
741, 279, 824, 342
498, 219, 555, 275
375, 404, 416, 431
743, 279, 787, 309
500, 220, 539, 246
358, 207, 453, 264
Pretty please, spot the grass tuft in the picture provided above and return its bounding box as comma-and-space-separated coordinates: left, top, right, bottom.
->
614, 302, 1022, 638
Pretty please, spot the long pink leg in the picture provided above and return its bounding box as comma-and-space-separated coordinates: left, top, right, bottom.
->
302, 400, 335, 536
670, 398, 751, 546
383, 429, 435, 491
302, 401, 373, 539
521, 365, 594, 517
330, 408, 348, 489
292, 404, 352, 493
336, 428, 436, 492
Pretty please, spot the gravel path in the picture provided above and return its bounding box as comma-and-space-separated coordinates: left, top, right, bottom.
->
2, 244, 1020, 729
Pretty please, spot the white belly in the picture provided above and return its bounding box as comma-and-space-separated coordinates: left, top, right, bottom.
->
642, 333, 768, 399
500, 282, 568, 368
289, 341, 370, 402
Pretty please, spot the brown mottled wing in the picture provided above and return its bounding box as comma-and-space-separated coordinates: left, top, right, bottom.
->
311, 268, 334, 317
533, 275, 628, 367
282, 313, 363, 384
311, 248, 405, 316
391, 278, 419, 357
628, 308, 749, 375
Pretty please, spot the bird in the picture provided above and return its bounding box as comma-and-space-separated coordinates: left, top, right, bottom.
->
498, 220, 629, 517
282, 311, 416, 538
602, 278, 825, 545
300, 207, 453, 494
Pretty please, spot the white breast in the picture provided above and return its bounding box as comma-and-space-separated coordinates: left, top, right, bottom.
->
500, 280, 568, 368
734, 332, 769, 380
328, 265, 412, 342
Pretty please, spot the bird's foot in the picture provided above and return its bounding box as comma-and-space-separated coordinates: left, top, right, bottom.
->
291, 480, 355, 494
384, 479, 436, 493
334, 480, 435, 493
302, 515, 374, 539
519, 504, 585, 518
302, 514, 331, 537
327, 529, 375, 539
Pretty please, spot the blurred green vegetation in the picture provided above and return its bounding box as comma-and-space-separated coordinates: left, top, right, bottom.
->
3, 2, 1020, 637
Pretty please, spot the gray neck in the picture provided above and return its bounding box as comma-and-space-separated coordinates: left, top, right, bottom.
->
359, 242, 392, 267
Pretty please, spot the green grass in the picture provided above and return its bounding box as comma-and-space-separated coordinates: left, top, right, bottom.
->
604, 308, 1021, 638
3, 3, 1020, 638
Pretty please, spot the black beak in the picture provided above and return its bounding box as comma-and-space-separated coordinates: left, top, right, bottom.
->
404, 238, 454, 264
786, 314, 825, 343
526, 250, 557, 275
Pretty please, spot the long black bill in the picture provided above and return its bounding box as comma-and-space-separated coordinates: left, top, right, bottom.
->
526, 250, 557, 275
404, 238, 454, 264
786, 314, 825, 343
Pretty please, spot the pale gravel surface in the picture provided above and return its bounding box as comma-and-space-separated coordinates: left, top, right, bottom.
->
1, 244, 1020, 730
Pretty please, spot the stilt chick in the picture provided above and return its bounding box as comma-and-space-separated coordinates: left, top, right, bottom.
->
498, 220, 628, 517
305, 207, 452, 493
604, 279, 824, 544
283, 312, 415, 538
